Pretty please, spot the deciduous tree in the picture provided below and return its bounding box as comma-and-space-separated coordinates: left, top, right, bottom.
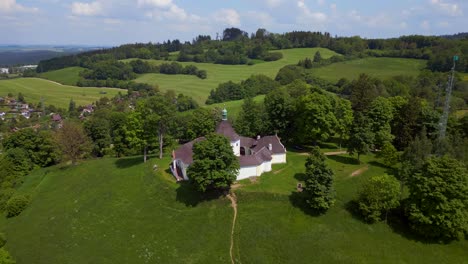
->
357, 174, 400, 222
55, 121, 92, 165
405, 156, 468, 240
188, 134, 239, 192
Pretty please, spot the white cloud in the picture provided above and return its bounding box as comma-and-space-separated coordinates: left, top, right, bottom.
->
213, 9, 241, 27
420, 20, 431, 30
137, 0, 172, 8
71, 1, 103, 16
0, 0, 38, 13
297, 0, 328, 24
430, 0, 462, 16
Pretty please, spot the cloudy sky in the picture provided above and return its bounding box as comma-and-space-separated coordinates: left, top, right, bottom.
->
1, 0, 467, 46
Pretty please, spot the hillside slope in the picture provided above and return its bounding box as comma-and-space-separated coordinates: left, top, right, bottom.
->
0, 78, 125, 108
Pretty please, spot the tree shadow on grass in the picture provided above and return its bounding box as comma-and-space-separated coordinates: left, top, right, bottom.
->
114, 156, 144, 169
175, 181, 224, 207
368, 161, 398, 175
326, 154, 359, 165
345, 200, 446, 244
293, 172, 307, 182
289, 191, 324, 217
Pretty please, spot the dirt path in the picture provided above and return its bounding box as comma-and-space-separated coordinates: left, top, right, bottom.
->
297, 151, 347, 156
324, 151, 347, 156
350, 166, 369, 177
227, 193, 238, 264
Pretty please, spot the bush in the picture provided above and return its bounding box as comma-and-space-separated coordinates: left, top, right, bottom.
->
0, 189, 15, 212
0, 248, 15, 264
0, 233, 6, 248
6, 195, 29, 218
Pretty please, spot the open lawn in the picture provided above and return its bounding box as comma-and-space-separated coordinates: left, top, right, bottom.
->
132, 48, 339, 104
309, 57, 427, 83
0, 78, 125, 108
2, 147, 467, 263
39, 66, 85, 86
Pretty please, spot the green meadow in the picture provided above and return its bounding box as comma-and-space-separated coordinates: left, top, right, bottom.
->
2, 149, 467, 263
131, 48, 340, 104
0, 78, 125, 108
39, 66, 85, 86
309, 57, 427, 83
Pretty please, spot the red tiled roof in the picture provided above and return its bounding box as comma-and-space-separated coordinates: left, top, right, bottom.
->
216, 120, 240, 142
252, 135, 286, 154
174, 137, 205, 165
239, 147, 272, 167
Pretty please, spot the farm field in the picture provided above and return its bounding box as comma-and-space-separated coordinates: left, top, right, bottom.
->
3, 149, 467, 263
0, 78, 125, 108
309, 57, 427, 83
39, 66, 85, 86
131, 48, 339, 104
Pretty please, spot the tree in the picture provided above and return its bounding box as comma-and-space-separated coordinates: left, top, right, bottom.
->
68, 98, 76, 114
235, 97, 267, 137
55, 121, 92, 165
303, 146, 335, 212
145, 95, 177, 159
182, 108, 217, 140
357, 175, 400, 222
349, 74, 377, 113
188, 134, 239, 192
313, 51, 322, 63
294, 92, 337, 144
3, 129, 60, 167
333, 98, 353, 148
264, 87, 295, 139
84, 117, 111, 157
347, 113, 375, 163
17, 92, 24, 103
405, 156, 468, 240
377, 142, 399, 168
366, 97, 394, 148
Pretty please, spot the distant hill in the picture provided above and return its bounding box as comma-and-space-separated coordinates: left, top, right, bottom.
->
440, 32, 468, 40
0, 45, 106, 66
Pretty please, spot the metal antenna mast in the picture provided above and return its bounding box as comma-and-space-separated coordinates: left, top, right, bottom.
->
438, 55, 458, 139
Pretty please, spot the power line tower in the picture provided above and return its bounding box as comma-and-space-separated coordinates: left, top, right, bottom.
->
438, 55, 459, 139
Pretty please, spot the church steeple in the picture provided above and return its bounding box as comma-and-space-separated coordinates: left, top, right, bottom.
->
222, 108, 228, 121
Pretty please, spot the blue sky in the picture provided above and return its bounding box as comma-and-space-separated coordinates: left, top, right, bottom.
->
1, 0, 467, 45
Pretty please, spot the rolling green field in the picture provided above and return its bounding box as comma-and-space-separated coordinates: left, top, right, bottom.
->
3, 149, 467, 263
39, 66, 85, 86
309, 57, 427, 83
132, 48, 340, 104
0, 78, 125, 108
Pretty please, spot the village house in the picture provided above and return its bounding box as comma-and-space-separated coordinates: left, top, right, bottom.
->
171, 109, 287, 181
0, 68, 8, 74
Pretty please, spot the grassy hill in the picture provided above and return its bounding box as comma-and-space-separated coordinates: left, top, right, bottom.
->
3, 149, 467, 263
131, 48, 340, 104
309, 57, 427, 83
39, 66, 85, 86
0, 78, 125, 108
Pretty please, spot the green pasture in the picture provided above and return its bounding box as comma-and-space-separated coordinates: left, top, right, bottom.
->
0, 78, 125, 108
131, 48, 339, 104
309, 57, 427, 83
39, 66, 85, 86
2, 146, 467, 263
